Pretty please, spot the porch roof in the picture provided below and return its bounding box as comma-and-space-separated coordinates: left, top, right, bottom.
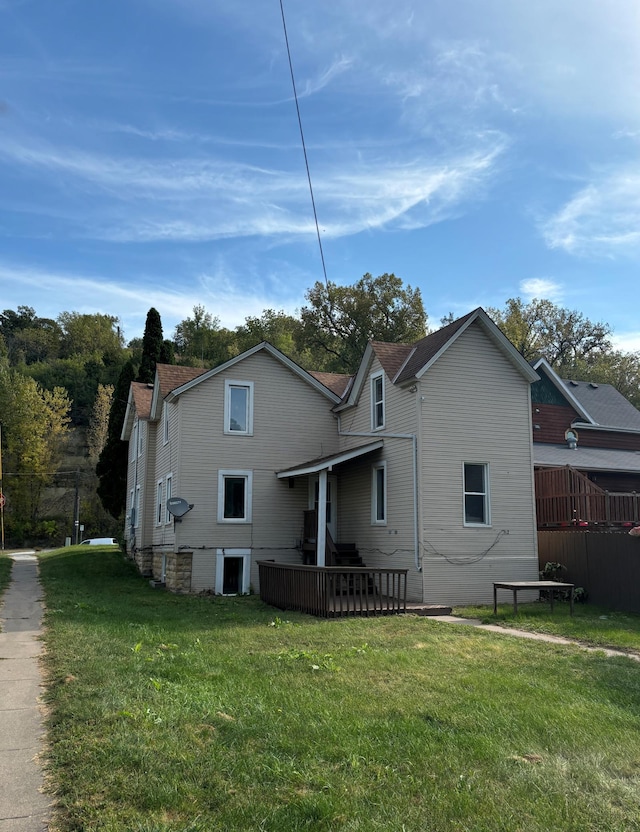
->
534, 443, 640, 474
276, 439, 384, 479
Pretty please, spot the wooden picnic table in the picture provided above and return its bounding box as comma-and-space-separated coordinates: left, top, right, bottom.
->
493, 580, 574, 616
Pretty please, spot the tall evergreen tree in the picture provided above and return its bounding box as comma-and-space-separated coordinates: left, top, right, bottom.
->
137, 308, 164, 383
96, 359, 135, 519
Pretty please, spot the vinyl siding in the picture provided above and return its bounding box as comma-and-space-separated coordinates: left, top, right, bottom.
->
418, 322, 539, 605
173, 350, 339, 592
337, 354, 422, 600
152, 401, 179, 551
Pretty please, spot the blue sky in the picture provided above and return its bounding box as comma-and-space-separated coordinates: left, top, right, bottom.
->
1, 0, 640, 350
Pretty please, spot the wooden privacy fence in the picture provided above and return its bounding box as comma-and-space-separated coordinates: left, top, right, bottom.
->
535, 466, 640, 527
257, 560, 408, 618
539, 530, 640, 613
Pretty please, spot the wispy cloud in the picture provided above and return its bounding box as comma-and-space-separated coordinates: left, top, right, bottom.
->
0, 133, 506, 243
541, 169, 640, 257
519, 278, 563, 302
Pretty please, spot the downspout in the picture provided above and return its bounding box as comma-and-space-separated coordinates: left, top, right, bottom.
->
337, 416, 421, 572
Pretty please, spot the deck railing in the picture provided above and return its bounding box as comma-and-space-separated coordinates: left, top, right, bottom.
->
257, 561, 408, 618
535, 466, 640, 527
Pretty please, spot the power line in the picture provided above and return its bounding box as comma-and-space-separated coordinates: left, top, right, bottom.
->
279, 0, 329, 286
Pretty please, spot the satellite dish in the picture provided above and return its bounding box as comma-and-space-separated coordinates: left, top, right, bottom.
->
166, 497, 193, 518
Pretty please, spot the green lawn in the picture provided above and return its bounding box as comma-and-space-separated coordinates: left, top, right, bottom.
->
454, 601, 640, 654
40, 547, 640, 832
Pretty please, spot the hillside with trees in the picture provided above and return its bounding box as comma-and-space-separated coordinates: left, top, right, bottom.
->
0, 276, 638, 547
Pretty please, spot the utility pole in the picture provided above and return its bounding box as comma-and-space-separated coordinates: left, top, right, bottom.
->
73, 469, 81, 545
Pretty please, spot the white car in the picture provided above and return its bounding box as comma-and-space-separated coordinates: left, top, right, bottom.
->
80, 537, 119, 546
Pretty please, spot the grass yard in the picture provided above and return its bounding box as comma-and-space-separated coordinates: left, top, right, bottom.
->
454, 602, 640, 655
40, 547, 640, 832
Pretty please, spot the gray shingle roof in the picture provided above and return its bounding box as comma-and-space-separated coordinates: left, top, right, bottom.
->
562, 379, 640, 431
534, 443, 640, 473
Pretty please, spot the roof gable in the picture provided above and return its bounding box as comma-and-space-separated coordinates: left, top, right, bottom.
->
150, 364, 207, 419
164, 342, 342, 405
339, 307, 538, 410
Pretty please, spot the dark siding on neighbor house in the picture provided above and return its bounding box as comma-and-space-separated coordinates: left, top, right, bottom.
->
539, 530, 640, 613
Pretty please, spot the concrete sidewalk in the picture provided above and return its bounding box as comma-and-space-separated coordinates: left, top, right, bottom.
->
431, 615, 640, 662
0, 554, 52, 832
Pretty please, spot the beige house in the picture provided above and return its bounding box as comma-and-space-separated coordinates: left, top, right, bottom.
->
122, 308, 540, 607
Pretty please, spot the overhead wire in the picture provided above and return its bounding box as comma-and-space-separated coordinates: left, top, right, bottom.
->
279, 0, 329, 286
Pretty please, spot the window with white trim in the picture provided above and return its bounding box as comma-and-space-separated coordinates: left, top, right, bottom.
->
463, 463, 490, 526
165, 474, 173, 524
371, 371, 385, 430
129, 489, 134, 526
224, 380, 254, 435
218, 470, 253, 523
163, 403, 170, 445
156, 480, 163, 525
134, 485, 141, 528
130, 420, 137, 459
371, 461, 387, 525
137, 419, 144, 457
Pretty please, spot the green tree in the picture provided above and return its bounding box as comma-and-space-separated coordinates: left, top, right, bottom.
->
174, 305, 233, 367
234, 309, 312, 365
57, 312, 124, 360
87, 384, 114, 464
96, 360, 135, 519
0, 306, 62, 364
0, 367, 71, 537
137, 308, 164, 383
487, 298, 612, 370
298, 273, 427, 373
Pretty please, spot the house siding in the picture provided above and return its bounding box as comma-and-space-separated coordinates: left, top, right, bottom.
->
173, 351, 339, 592
418, 322, 539, 605
337, 354, 422, 601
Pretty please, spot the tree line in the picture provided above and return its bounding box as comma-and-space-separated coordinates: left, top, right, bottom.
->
1, 273, 639, 545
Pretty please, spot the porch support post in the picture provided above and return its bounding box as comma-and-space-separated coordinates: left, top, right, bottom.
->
317, 468, 328, 567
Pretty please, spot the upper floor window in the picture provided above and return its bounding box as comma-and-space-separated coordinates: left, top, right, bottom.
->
156, 480, 163, 525
463, 463, 490, 526
137, 420, 144, 457
371, 372, 385, 430
131, 420, 138, 460
165, 474, 173, 524
224, 380, 254, 435
163, 403, 170, 445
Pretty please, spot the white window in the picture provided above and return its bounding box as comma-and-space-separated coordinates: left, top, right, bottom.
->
134, 485, 141, 528
130, 421, 137, 460
371, 372, 385, 430
137, 420, 144, 457
129, 489, 134, 526
163, 403, 170, 445
224, 380, 254, 435
463, 463, 490, 526
165, 474, 173, 524
156, 480, 163, 525
218, 470, 253, 523
371, 461, 387, 525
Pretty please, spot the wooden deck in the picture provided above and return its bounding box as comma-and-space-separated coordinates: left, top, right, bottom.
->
535, 466, 640, 527
257, 561, 408, 618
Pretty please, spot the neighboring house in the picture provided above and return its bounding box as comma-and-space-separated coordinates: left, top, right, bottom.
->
122, 308, 540, 607
531, 358, 640, 526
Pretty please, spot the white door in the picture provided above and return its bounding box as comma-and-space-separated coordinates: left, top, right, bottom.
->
309, 475, 338, 542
